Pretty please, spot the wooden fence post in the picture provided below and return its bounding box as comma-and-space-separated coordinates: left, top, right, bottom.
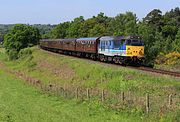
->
86, 88, 90, 100
63, 85, 66, 98
168, 94, 173, 107
60, 87, 63, 97
146, 93, 150, 114
76, 87, 79, 99
101, 89, 105, 102
121, 91, 125, 102
56, 86, 59, 96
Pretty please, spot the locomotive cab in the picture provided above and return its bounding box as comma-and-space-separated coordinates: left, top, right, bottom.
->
125, 36, 145, 64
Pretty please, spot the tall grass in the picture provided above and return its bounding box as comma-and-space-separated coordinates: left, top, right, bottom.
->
0, 47, 179, 121
0, 68, 146, 122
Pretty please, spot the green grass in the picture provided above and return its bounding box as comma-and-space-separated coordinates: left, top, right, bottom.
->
0, 67, 146, 122
2, 47, 179, 93
0, 47, 179, 122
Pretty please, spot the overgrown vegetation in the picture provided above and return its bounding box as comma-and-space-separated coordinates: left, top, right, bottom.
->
155, 52, 180, 72
1, 70, 147, 122
0, 46, 179, 121
2, 47, 179, 92
3, 24, 40, 60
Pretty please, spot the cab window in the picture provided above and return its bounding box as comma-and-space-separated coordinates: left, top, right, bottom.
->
114, 40, 121, 48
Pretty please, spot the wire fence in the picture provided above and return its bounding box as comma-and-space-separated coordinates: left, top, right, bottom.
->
13, 70, 179, 115
27, 79, 180, 115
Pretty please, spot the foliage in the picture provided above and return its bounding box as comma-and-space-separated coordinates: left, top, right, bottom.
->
0, 47, 179, 121
172, 28, 180, 52
7, 49, 19, 60
1, 7, 180, 64
0, 69, 144, 122
45, 8, 180, 65
0, 24, 55, 39
18, 48, 33, 59
3, 24, 40, 60
155, 52, 180, 66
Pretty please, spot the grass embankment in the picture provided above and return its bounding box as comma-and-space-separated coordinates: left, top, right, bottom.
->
0, 47, 179, 121
0, 68, 143, 122
1, 47, 179, 92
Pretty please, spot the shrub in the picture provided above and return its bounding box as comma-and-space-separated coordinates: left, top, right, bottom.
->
3, 24, 40, 60
155, 52, 180, 66
7, 49, 18, 60
18, 48, 33, 59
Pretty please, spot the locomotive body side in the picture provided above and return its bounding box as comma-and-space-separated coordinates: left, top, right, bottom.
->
98, 36, 126, 57
98, 36, 144, 64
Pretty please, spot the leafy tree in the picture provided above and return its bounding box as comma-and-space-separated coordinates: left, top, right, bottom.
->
89, 24, 106, 37
108, 12, 137, 36
51, 22, 70, 39
138, 23, 156, 63
67, 16, 84, 38
172, 29, 180, 52
161, 25, 177, 39
143, 9, 163, 28
3, 24, 40, 59
164, 36, 173, 53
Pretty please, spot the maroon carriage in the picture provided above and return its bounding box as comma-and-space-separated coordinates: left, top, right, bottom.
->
75, 37, 100, 54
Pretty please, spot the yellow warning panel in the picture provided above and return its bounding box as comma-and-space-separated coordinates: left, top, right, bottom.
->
126, 46, 144, 57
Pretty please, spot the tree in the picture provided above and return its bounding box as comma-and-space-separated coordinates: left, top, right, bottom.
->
161, 25, 177, 39
51, 22, 70, 39
67, 16, 84, 38
138, 23, 156, 63
164, 36, 173, 53
143, 9, 162, 25
3, 24, 40, 59
108, 12, 137, 36
172, 29, 180, 52
89, 24, 106, 37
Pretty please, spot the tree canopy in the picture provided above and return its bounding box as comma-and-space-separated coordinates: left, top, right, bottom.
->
44, 8, 180, 64
3, 24, 40, 60
1, 7, 180, 64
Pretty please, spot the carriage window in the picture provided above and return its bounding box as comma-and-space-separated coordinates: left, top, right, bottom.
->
126, 40, 131, 45
114, 40, 121, 48
121, 39, 125, 45
109, 41, 111, 46
126, 39, 143, 46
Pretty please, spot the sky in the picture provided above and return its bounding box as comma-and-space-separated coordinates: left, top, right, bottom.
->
0, 0, 180, 24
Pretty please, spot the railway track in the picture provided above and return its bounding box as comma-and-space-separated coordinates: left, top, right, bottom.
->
41, 48, 180, 78
137, 67, 180, 78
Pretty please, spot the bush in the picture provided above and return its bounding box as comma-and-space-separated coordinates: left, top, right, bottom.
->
3, 24, 40, 60
7, 49, 18, 60
155, 52, 180, 66
18, 48, 33, 59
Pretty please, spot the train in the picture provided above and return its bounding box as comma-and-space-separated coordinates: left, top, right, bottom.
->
39, 36, 144, 65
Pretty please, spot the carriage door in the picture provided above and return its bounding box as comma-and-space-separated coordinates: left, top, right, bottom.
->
101, 41, 105, 51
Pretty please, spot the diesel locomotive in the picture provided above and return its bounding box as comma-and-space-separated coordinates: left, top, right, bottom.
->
40, 36, 144, 65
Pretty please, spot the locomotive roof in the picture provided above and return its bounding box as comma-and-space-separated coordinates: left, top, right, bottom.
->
76, 37, 100, 41
100, 36, 141, 41
100, 36, 125, 41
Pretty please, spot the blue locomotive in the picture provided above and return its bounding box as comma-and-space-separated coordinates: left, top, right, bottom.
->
40, 36, 144, 65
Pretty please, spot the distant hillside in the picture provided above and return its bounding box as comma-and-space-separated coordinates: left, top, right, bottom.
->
0, 24, 56, 38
